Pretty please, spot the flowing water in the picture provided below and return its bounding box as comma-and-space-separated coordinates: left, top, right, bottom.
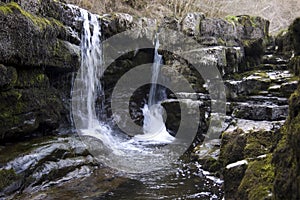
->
70, 8, 224, 199
0, 7, 223, 199
139, 33, 175, 144
71, 8, 181, 173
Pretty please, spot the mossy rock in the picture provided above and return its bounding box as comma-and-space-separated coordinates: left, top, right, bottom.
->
290, 18, 300, 55
0, 2, 80, 72
0, 64, 17, 91
288, 88, 300, 120
289, 56, 300, 76
0, 2, 60, 29
243, 130, 280, 158
15, 69, 49, 89
0, 88, 63, 141
238, 154, 274, 200
223, 161, 248, 200
272, 85, 300, 199
219, 129, 247, 167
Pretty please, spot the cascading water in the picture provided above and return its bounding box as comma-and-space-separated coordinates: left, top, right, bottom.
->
137, 34, 175, 143
72, 8, 103, 130
72, 9, 176, 173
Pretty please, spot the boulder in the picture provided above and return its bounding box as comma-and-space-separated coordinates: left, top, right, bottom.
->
180, 12, 205, 36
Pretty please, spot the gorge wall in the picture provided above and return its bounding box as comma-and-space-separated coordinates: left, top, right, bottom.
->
0, 0, 269, 142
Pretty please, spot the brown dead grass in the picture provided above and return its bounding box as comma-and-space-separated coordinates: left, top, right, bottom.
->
65, 0, 300, 34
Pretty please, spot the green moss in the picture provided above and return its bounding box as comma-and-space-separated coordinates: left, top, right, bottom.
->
243, 130, 280, 158
219, 129, 247, 166
217, 37, 226, 46
238, 154, 274, 200
225, 15, 239, 25
16, 69, 49, 88
0, 169, 19, 190
36, 74, 45, 82
0, 2, 63, 29
0, 3, 13, 14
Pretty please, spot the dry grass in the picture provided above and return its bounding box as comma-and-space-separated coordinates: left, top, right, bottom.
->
65, 0, 300, 34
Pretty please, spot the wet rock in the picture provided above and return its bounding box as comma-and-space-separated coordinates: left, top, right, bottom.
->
161, 98, 207, 139
0, 136, 96, 197
262, 54, 289, 65
17, 167, 128, 200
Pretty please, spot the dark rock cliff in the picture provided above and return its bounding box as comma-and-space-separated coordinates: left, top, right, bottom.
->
0, 0, 270, 142
0, 1, 80, 141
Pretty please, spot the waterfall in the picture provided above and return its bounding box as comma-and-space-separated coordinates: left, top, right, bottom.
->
74, 10, 99, 128
135, 34, 174, 143
72, 8, 110, 135
72, 9, 176, 172
148, 36, 163, 106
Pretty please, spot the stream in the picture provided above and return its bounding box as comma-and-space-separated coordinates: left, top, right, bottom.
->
0, 6, 225, 200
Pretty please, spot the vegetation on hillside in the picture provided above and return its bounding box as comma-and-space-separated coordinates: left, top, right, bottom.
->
65, 0, 300, 34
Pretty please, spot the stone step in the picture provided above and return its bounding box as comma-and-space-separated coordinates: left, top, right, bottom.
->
231, 95, 288, 106
225, 70, 296, 99
264, 48, 276, 55
262, 54, 289, 65
226, 101, 288, 121
224, 118, 285, 134
259, 63, 288, 70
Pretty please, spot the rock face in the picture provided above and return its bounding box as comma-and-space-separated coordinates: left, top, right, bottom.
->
0, 1, 81, 141
272, 17, 300, 200
191, 18, 299, 200
0, 0, 271, 142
